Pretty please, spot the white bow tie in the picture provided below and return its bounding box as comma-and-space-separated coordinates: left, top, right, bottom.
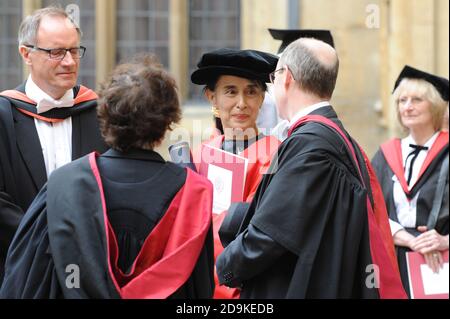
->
36, 97, 74, 114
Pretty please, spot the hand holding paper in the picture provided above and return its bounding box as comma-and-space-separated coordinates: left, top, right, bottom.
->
407, 250, 449, 299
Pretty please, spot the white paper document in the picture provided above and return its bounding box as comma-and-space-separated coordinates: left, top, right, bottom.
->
207, 164, 233, 214
420, 262, 449, 295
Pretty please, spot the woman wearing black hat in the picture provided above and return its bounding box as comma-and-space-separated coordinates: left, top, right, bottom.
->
191, 48, 281, 299
372, 66, 449, 298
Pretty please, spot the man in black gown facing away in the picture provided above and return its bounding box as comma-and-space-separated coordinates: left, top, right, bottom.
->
216, 38, 406, 298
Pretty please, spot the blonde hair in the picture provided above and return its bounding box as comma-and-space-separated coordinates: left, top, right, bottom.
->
393, 78, 448, 131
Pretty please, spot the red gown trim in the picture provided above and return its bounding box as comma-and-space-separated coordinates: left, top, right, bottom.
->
88, 152, 213, 298
380, 132, 449, 195
289, 115, 407, 299
0, 86, 98, 123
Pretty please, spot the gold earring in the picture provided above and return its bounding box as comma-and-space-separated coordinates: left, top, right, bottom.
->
211, 106, 220, 118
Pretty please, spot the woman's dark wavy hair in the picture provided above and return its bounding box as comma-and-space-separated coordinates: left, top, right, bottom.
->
97, 54, 181, 152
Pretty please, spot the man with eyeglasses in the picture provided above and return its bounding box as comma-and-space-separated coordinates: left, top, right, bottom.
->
0, 6, 107, 283
256, 29, 335, 141
216, 38, 407, 298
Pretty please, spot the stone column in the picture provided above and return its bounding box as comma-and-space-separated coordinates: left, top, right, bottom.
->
241, 0, 288, 53
386, 0, 436, 136
95, 0, 116, 89
379, 0, 390, 129
435, 0, 449, 78
169, 0, 189, 103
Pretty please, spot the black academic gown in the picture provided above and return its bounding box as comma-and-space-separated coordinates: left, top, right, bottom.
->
0, 82, 107, 283
216, 106, 380, 299
0, 150, 214, 298
371, 134, 449, 296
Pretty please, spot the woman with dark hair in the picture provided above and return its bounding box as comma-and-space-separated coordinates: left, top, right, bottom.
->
0, 54, 215, 299
372, 65, 449, 297
191, 48, 281, 299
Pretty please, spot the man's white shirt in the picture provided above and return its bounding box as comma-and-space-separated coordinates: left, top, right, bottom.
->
25, 76, 73, 177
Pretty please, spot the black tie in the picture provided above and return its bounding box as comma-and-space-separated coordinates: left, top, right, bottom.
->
404, 144, 429, 185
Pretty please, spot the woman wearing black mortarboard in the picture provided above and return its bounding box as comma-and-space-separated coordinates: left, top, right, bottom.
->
0, 54, 215, 299
371, 66, 449, 297
191, 48, 281, 299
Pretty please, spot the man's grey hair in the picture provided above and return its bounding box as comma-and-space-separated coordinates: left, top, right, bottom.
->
279, 38, 339, 99
18, 6, 82, 46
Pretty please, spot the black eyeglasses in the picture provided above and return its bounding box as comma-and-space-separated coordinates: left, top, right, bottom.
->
24, 45, 86, 61
269, 67, 285, 84
269, 65, 297, 83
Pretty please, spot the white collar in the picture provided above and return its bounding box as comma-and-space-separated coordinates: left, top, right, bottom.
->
25, 75, 74, 113
402, 131, 440, 150
288, 101, 330, 128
